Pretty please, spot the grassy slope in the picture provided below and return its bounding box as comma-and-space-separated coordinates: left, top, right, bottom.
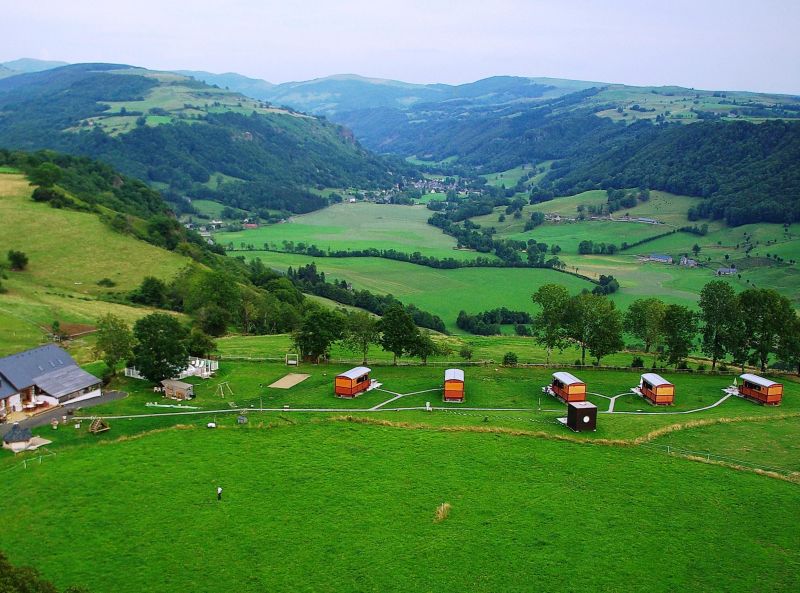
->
216, 202, 484, 261
1, 422, 798, 593
0, 173, 190, 357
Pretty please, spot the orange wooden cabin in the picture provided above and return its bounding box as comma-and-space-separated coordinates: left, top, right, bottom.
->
639, 373, 674, 405
334, 366, 371, 398
738, 373, 782, 405
550, 372, 586, 402
443, 369, 465, 402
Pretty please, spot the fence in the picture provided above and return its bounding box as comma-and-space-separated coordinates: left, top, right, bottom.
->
639, 442, 799, 479
0, 448, 57, 475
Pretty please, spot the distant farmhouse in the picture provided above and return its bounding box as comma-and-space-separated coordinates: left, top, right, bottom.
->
716, 266, 737, 275
646, 253, 673, 264
0, 345, 101, 421
680, 256, 698, 267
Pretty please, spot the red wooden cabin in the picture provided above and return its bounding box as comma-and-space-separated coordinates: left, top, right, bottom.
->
738, 374, 782, 405
443, 369, 465, 402
639, 373, 674, 405
550, 372, 586, 402
334, 367, 371, 398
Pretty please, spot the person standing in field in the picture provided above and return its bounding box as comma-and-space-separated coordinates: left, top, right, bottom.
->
217, 486, 223, 501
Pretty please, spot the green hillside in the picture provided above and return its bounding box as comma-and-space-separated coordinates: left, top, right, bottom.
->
0, 64, 410, 215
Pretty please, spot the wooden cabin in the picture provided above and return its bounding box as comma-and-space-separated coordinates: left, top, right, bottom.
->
566, 401, 597, 432
550, 372, 586, 402
639, 373, 674, 405
443, 369, 465, 402
738, 374, 783, 405
334, 367, 371, 398
161, 379, 194, 400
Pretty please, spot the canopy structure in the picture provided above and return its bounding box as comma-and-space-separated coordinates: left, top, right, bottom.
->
552, 371, 582, 385
338, 367, 371, 380
445, 369, 464, 382
739, 373, 777, 388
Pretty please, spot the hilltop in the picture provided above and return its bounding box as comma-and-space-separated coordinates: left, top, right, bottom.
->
0, 63, 411, 216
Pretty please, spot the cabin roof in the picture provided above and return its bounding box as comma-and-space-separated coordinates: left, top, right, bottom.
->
445, 369, 464, 382
34, 366, 101, 399
740, 373, 779, 388
338, 366, 371, 380
3, 423, 32, 444
161, 379, 193, 390
0, 344, 76, 391
553, 371, 582, 385
641, 373, 671, 386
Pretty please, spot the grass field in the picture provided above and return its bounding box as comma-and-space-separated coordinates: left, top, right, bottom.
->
216, 202, 489, 261
2, 410, 798, 593
230, 251, 593, 331
0, 174, 191, 357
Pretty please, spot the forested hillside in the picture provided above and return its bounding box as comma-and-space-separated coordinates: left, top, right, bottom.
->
0, 64, 409, 214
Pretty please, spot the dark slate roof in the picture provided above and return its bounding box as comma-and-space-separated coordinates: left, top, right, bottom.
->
0, 344, 76, 391
34, 366, 102, 399
0, 376, 16, 400
3, 423, 32, 444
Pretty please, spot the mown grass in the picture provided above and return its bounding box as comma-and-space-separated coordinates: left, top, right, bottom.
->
1, 421, 798, 593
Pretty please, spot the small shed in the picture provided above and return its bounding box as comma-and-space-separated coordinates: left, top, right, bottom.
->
161, 379, 194, 400
738, 374, 783, 406
551, 372, 586, 402
443, 369, 465, 402
640, 373, 674, 405
566, 401, 597, 432
2, 422, 33, 453
334, 367, 371, 398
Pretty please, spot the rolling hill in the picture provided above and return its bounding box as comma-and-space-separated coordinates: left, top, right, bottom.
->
0, 63, 410, 215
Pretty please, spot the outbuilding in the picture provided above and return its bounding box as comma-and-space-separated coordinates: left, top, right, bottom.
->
566, 401, 597, 432
2, 422, 33, 453
639, 373, 675, 405
738, 374, 783, 405
334, 367, 371, 398
160, 379, 194, 400
550, 372, 586, 402
443, 369, 465, 402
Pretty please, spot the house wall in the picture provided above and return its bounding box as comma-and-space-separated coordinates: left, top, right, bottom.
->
444, 380, 464, 400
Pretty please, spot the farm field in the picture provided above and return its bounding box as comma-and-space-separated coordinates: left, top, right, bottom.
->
230, 251, 594, 331
216, 202, 484, 261
2, 402, 799, 593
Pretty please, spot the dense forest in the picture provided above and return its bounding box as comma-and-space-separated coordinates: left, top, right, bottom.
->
0, 64, 410, 214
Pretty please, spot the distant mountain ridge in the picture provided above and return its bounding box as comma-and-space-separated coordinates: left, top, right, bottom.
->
0, 63, 408, 215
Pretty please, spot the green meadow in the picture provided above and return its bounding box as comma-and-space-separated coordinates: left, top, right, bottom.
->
216, 202, 486, 261
2, 360, 799, 593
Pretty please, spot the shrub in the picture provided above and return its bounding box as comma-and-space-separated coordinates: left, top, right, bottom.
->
458, 345, 473, 360
719, 363, 729, 372
697, 363, 707, 371
97, 278, 116, 287
631, 356, 645, 368
7, 250, 28, 271
502, 352, 518, 366
574, 359, 581, 366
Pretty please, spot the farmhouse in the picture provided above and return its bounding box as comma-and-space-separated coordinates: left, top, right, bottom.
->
550, 372, 586, 402
647, 253, 673, 264
334, 367, 371, 398
680, 256, 698, 267
0, 345, 101, 421
443, 369, 465, 402
738, 374, 782, 405
638, 373, 675, 405
716, 266, 737, 275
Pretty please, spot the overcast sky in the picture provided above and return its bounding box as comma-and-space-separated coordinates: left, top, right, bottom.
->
3, 0, 799, 94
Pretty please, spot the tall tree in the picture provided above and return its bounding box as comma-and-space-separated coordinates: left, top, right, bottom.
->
662, 304, 697, 368
342, 310, 380, 364
186, 327, 217, 358
292, 308, 344, 363
530, 283, 569, 364
132, 313, 189, 382
94, 313, 135, 376
698, 280, 737, 369
408, 332, 438, 365
565, 293, 623, 365
738, 288, 795, 372
776, 311, 800, 375
623, 297, 666, 356
378, 304, 419, 365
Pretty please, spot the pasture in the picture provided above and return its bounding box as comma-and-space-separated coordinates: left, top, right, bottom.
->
2, 360, 799, 593
231, 251, 594, 332
216, 202, 482, 261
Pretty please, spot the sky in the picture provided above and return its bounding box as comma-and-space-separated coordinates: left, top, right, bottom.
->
2, 0, 800, 94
